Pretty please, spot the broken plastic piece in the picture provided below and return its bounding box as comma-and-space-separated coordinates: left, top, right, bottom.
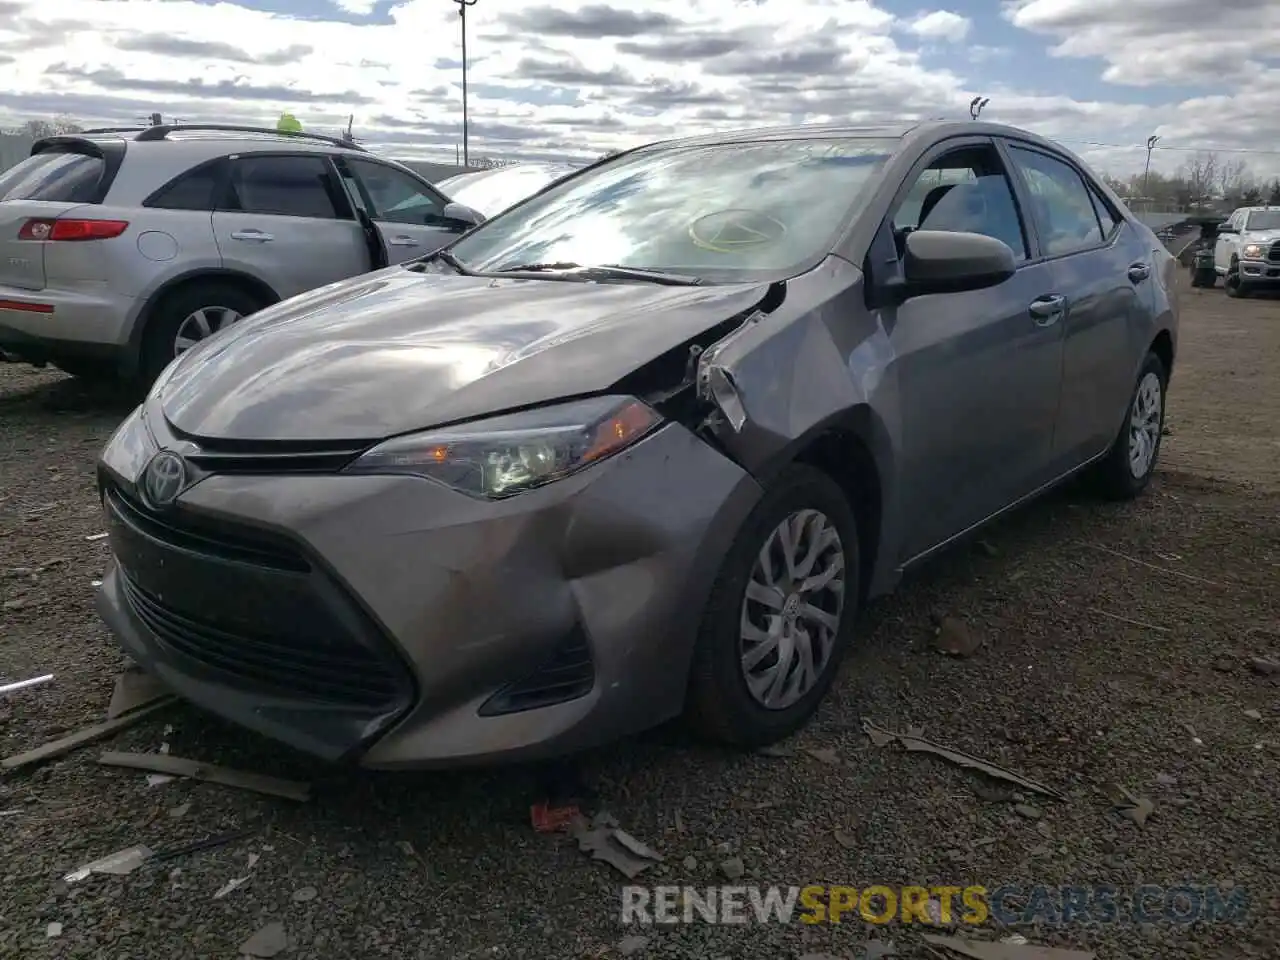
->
107, 670, 169, 719
239, 922, 287, 958
531, 801, 580, 833
571, 812, 664, 879
64, 845, 153, 883
97, 751, 312, 801
214, 876, 250, 899
0, 674, 54, 696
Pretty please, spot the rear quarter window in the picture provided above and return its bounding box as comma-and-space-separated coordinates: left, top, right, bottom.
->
0, 151, 106, 203
145, 161, 227, 210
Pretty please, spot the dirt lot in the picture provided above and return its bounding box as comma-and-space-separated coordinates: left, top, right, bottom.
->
1, 280, 1277, 960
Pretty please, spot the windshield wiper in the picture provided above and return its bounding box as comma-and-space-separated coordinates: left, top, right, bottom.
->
406, 248, 471, 274
494, 262, 702, 286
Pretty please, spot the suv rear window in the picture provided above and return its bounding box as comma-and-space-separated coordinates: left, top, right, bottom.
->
0, 151, 106, 203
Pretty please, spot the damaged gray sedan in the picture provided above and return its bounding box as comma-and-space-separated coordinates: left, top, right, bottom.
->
94, 120, 1179, 768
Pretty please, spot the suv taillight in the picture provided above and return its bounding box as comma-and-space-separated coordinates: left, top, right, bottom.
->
18, 218, 129, 241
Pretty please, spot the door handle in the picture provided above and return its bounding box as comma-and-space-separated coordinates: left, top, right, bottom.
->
1028, 295, 1066, 326
230, 230, 273, 242
1127, 262, 1150, 283
387, 236, 419, 247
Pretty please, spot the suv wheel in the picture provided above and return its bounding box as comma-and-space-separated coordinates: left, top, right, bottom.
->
687, 464, 860, 747
1225, 259, 1250, 298
1090, 351, 1168, 500
140, 282, 265, 386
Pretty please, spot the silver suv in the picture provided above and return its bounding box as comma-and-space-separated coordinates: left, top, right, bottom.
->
0, 124, 482, 386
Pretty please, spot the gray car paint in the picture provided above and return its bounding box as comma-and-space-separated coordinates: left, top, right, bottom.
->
95, 120, 1178, 767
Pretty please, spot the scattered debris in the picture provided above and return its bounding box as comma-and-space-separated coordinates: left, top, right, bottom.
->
1104, 783, 1155, 828
46, 923, 62, 938
864, 725, 896, 748
239, 921, 287, 958
570, 813, 664, 879
865, 942, 897, 960
719, 856, 745, 880
1087, 607, 1169, 633
85, 532, 108, 541
617, 935, 650, 957
213, 876, 251, 899
147, 774, 175, 787
921, 932, 1095, 959
1013, 804, 1042, 820
1182, 723, 1204, 746
805, 747, 840, 765
1244, 708, 1262, 720
0, 674, 54, 696
1, 699, 174, 771
531, 800, 580, 833
934, 617, 982, 657
1086, 543, 1226, 589
292, 886, 318, 903
168, 803, 190, 819
862, 720, 1065, 800
1250, 657, 1279, 676
65, 845, 153, 883
106, 669, 170, 719
756, 743, 797, 757
97, 752, 312, 802
1002, 935, 1029, 945
152, 829, 257, 864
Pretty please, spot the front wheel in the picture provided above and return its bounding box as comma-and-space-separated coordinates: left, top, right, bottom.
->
1089, 351, 1168, 500
686, 464, 860, 747
1225, 261, 1250, 298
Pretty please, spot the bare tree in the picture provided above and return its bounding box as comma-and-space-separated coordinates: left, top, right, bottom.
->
1178, 152, 1218, 208
1216, 157, 1249, 202
20, 115, 83, 138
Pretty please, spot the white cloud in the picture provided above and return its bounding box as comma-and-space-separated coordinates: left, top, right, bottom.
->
332, 0, 379, 13
0, 0, 1275, 180
906, 10, 971, 44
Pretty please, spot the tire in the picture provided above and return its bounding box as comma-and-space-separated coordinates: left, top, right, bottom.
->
1224, 260, 1249, 298
1090, 351, 1168, 501
686, 463, 861, 747
139, 282, 266, 387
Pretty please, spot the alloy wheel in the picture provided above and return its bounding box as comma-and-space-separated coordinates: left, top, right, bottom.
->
739, 509, 846, 710
173, 306, 242, 356
1128, 371, 1162, 479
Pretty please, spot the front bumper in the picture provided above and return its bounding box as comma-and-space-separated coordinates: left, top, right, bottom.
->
94, 401, 762, 768
1236, 258, 1280, 286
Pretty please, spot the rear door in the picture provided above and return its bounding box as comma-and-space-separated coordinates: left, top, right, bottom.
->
0, 144, 114, 290
337, 157, 461, 262
1001, 142, 1147, 471
211, 153, 369, 299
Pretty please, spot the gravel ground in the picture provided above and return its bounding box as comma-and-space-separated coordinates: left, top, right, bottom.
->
1, 278, 1278, 960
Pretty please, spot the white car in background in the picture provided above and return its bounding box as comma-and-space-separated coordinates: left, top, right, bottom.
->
436, 162, 580, 219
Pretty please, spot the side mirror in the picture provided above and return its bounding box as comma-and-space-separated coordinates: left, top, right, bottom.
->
441, 202, 484, 229
1217, 224, 1238, 234
900, 230, 1016, 297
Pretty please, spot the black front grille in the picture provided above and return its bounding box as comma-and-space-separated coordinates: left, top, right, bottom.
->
479, 627, 595, 716
165, 423, 367, 475
122, 576, 401, 707
104, 480, 412, 712
1268, 241, 1280, 264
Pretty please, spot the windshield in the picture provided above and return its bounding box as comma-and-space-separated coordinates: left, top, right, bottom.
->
447, 138, 898, 282
1245, 211, 1280, 231
441, 166, 577, 217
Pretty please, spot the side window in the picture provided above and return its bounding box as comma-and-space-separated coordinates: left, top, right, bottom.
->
1087, 182, 1120, 239
226, 156, 345, 219
146, 161, 226, 210
345, 158, 446, 226
892, 145, 1029, 261
1008, 146, 1104, 255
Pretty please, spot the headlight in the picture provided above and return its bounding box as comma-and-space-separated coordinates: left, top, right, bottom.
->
344, 395, 662, 499
1243, 243, 1265, 259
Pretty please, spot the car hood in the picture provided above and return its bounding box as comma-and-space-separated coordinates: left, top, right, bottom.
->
158, 265, 771, 442
1242, 231, 1280, 245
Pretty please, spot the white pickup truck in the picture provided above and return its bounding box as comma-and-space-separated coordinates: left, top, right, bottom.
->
1214, 205, 1280, 298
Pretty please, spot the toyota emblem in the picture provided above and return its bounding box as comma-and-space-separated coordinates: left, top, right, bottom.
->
142, 451, 187, 508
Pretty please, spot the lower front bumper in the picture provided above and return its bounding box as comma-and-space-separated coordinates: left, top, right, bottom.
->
1237, 260, 1280, 285
94, 411, 763, 768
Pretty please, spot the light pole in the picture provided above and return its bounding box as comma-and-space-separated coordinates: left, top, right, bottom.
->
453, 0, 477, 167
1143, 135, 1160, 200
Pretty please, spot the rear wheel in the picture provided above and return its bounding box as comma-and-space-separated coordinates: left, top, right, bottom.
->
139, 282, 266, 387
687, 464, 860, 747
1090, 351, 1167, 500
1225, 259, 1250, 298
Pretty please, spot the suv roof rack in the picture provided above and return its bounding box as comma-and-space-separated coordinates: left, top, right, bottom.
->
130, 123, 367, 151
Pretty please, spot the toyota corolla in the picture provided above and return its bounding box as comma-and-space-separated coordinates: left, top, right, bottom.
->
95, 121, 1178, 768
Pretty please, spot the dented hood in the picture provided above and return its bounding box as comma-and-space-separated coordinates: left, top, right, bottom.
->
158, 266, 770, 442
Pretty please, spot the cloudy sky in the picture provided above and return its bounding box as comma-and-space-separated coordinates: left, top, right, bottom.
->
1, 0, 1278, 178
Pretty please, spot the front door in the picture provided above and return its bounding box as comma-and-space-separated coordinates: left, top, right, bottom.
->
338, 158, 461, 264
882, 140, 1066, 559
212, 153, 370, 299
